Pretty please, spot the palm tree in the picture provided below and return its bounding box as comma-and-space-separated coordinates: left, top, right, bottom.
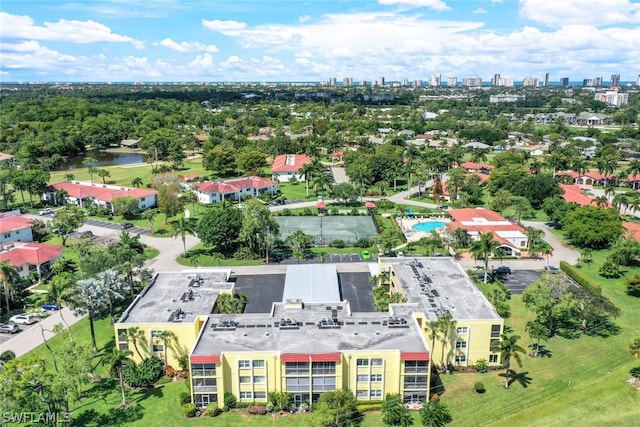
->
0, 261, 20, 316
47, 272, 76, 339
498, 333, 526, 389
425, 320, 441, 369
613, 193, 630, 216
420, 397, 453, 427
107, 348, 134, 407
126, 326, 148, 360
64, 173, 75, 182
627, 159, 640, 189
143, 210, 156, 234
592, 195, 609, 208
438, 313, 457, 370
299, 161, 318, 198
312, 172, 332, 198
158, 330, 177, 368
470, 232, 499, 284
97, 168, 111, 184
596, 157, 617, 187
131, 177, 144, 188
171, 217, 197, 256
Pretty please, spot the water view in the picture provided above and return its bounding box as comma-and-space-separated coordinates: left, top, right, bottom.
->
55, 151, 148, 171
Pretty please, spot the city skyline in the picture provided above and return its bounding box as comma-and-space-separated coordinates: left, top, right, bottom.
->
1, 0, 640, 82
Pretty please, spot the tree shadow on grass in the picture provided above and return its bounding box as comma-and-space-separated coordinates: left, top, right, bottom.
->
70, 403, 144, 427
129, 384, 164, 404
74, 378, 119, 410
529, 344, 553, 359
499, 370, 533, 388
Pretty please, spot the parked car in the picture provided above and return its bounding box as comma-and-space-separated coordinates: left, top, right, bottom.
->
0, 323, 20, 334
361, 250, 371, 260
120, 222, 134, 229
396, 251, 405, 257
492, 266, 512, 276
39, 207, 54, 215
437, 205, 449, 210
9, 314, 38, 325
41, 303, 60, 312
544, 265, 560, 274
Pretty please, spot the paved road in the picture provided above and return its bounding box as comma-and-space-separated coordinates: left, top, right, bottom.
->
331, 167, 349, 185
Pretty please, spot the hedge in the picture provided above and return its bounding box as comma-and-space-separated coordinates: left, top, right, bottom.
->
559, 261, 602, 295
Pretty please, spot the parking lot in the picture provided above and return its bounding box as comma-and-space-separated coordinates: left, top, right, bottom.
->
498, 270, 542, 294
84, 218, 148, 235
0, 316, 45, 346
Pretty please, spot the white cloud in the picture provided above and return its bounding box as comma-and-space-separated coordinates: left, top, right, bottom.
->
157, 38, 218, 52
189, 53, 215, 69
298, 15, 311, 23
473, 8, 487, 14
201, 19, 247, 32
519, 0, 640, 26
0, 12, 144, 48
0, 40, 81, 70
378, 0, 451, 11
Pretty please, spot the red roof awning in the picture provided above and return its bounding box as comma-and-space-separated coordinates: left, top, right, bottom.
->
365, 201, 376, 209
316, 201, 326, 209
400, 352, 430, 361
190, 355, 221, 364
311, 353, 341, 362
281, 353, 311, 362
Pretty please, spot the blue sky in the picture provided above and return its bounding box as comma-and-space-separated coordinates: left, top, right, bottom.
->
1, 0, 639, 82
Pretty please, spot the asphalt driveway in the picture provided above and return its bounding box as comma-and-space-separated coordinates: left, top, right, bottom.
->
499, 270, 541, 294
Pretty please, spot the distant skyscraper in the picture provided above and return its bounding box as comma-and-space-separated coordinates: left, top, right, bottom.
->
560, 77, 569, 86
522, 76, 538, 87
429, 74, 441, 87
593, 76, 603, 86
447, 76, 457, 87
499, 77, 514, 87
413, 79, 423, 87
610, 74, 620, 87
583, 78, 593, 87
359, 80, 367, 86
637, 75, 640, 86
491, 73, 501, 86
343, 77, 353, 87
462, 77, 482, 87
401, 78, 409, 87
376, 76, 385, 86
544, 73, 549, 87
328, 77, 337, 86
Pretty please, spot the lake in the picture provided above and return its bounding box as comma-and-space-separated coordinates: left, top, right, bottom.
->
55, 151, 148, 171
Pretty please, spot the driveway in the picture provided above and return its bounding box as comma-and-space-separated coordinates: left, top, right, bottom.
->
499, 270, 541, 294
331, 167, 349, 185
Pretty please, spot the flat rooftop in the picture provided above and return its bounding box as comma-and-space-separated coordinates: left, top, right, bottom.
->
282, 264, 341, 303
380, 257, 501, 321
117, 269, 233, 324
192, 301, 428, 356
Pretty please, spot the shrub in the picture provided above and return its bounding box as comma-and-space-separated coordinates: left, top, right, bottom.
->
626, 275, 640, 297
206, 403, 219, 417
123, 356, 164, 387
331, 239, 346, 248
630, 367, 640, 378
248, 406, 268, 415
354, 237, 372, 248
474, 359, 488, 373
281, 208, 292, 216
303, 207, 312, 215
560, 261, 602, 295
222, 406, 230, 412
330, 208, 339, 216
0, 350, 16, 362
299, 402, 310, 412
350, 208, 360, 216
273, 405, 281, 413
266, 402, 274, 412
182, 403, 197, 417
165, 365, 176, 377
224, 392, 237, 409
474, 382, 486, 393
179, 391, 191, 405
599, 258, 621, 278
357, 403, 383, 412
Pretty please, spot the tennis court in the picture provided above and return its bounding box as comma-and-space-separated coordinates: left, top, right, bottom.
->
275, 215, 378, 244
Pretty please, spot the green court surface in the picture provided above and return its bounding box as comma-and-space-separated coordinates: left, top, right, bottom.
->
275, 215, 378, 244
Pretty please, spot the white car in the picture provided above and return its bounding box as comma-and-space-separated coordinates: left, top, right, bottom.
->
39, 208, 54, 215
10, 314, 38, 325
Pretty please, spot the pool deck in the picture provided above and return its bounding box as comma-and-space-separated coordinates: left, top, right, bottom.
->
396, 216, 449, 242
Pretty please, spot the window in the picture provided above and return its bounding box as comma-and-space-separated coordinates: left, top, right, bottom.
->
357, 375, 369, 383
285, 362, 309, 375
239, 376, 251, 384
254, 392, 267, 401
489, 354, 498, 363
192, 364, 216, 376
152, 344, 164, 353
455, 340, 467, 349
312, 362, 336, 375
238, 360, 251, 369
356, 358, 369, 367
371, 374, 383, 382
404, 375, 428, 389
491, 324, 502, 339
371, 358, 383, 366
253, 360, 265, 368
356, 390, 368, 399
312, 376, 336, 391
404, 360, 428, 373
150, 330, 162, 338
370, 390, 382, 398
254, 376, 266, 384
456, 327, 468, 335
455, 355, 467, 363
117, 329, 127, 341
118, 343, 129, 351
193, 378, 216, 387
194, 393, 217, 406
286, 377, 310, 391
239, 391, 252, 400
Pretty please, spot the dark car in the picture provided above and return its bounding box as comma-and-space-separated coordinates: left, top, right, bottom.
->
121, 222, 134, 229
41, 304, 60, 312
544, 265, 560, 274
492, 266, 512, 276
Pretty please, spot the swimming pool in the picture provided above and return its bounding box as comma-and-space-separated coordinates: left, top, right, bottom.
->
412, 221, 446, 232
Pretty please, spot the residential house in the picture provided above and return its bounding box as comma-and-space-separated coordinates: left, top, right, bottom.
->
0, 152, 16, 166
559, 184, 608, 207
447, 208, 528, 256
555, 171, 607, 188
0, 241, 63, 279
271, 154, 312, 182
577, 112, 611, 126
45, 181, 158, 212
459, 162, 495, 174
194, 176, 277, 204
120, 139, 140, 148
0, 212, 33, 244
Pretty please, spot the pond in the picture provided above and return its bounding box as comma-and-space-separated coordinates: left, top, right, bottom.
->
54, 151, 148, 171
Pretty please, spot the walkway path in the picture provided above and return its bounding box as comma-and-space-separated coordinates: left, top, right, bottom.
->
331, 167, 350, 185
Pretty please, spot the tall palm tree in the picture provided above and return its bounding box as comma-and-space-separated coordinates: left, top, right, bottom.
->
613, 193, 630, 216
171, 217, 197, 256
299, 161, 317, 198
126, 326, 148, 360
64, 173, 75, 182
158, 330, 177, 368
312, 172, 332, 198
420, 397, 453, 427
143, 210, 156, 234
596, 157, 617, 187
626, 159, 640, 189
0, 261, 20, 316
498, 333, 526, 389
438, 313, 457, 370
47, 272, 76, 339
470, 232, 499, 284
425, 320, 441, 369
592, 195, 609, 208
131, 177, 144, 188
107, 348, 134, 407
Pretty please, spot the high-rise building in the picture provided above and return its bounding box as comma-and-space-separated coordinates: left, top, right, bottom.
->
522, 76, 538, 87
447, 76, 457, 87
328, 77, 337, 86
491, 73, 501, 86
560, 77, 570, 87
610, 74, 620, 87
544, 73, 549, 87
376, 76, 385, 86
401, 78, 409, 87
462, 77, 482, 87
593, 76, 603, 86
413, 79, 423, 87
594, 91, 629, 107
499, 77, 514, 87
583, 78, 594, 87
359, 80, 367, 86
637, 75, 640, 86
342, 77, 353, 87
429, 74, 441, 87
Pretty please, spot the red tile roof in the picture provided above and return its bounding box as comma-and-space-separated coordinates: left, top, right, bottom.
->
0, 216, 33, 234
447, 208, 525, 235
271, 154, 312, 173
555, 170, 608, 181
51, 182, 157, 202
0, 241, 63, 267
459, 162, 495, 171
623, 223, 640, 241
559, 184, 607, 207
195, 176, 275, 194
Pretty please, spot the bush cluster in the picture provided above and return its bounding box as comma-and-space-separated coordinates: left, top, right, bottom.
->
182, 403, 197, 417
205, 403, 219, 417
123, 357, 164, 388
247, 406, 268, 415
559, 261, 602, 295
331, 239, 346, 248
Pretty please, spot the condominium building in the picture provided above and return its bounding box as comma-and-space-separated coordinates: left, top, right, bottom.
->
522, 76, 538, 87
594, 91, 629, 107
491, 73, 501, 86
429, 74, 441, 87
343, 77, 353, 87
489, 94, 525, 103
560, 77, 570, 87
401, 78, 409, 87
610, 74, 620, 87
413, 79, 423, 87
462, 77, 482, 87
543, 73, 549, 87
447, 76, 457, 87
